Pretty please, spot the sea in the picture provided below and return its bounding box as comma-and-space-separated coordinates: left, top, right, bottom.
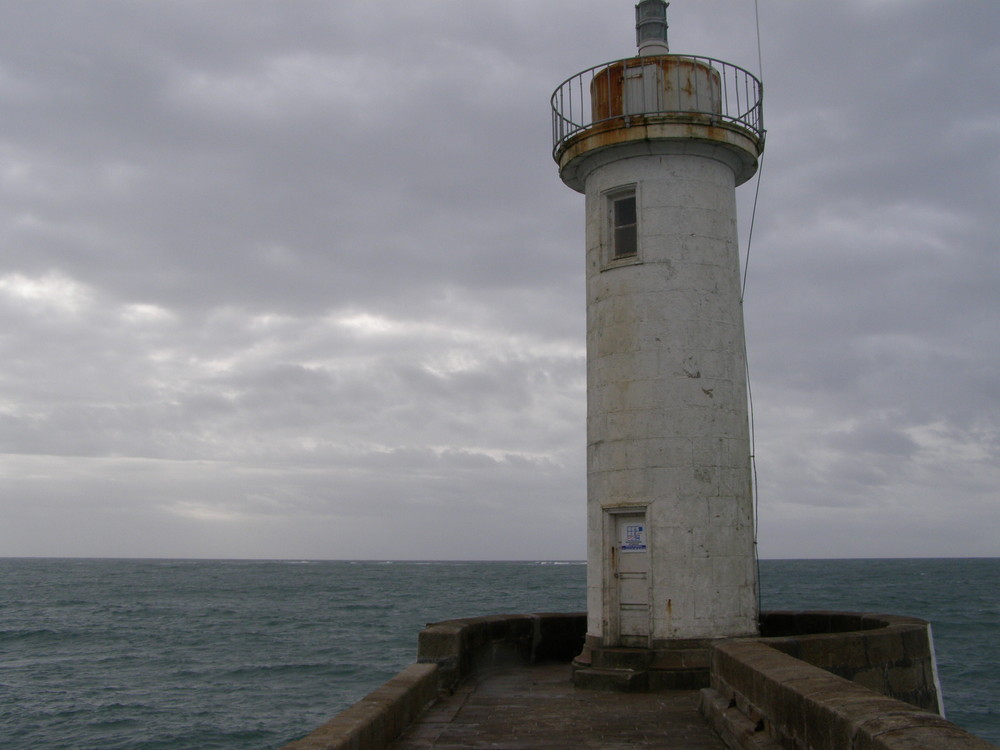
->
1, 558, 996, 749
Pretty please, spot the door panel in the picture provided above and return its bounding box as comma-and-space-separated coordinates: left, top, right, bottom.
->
614, 513, 649, 644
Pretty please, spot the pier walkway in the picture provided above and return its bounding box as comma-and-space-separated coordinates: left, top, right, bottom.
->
286, 613, 995, 750
387, 662, 726, 750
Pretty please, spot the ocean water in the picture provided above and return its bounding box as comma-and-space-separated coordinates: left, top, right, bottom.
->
0, 558, 996, 749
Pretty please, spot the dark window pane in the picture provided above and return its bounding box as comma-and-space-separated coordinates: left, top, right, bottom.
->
612, 193, 637, 258
614, 225, 637, 257
614, 196, 636, 227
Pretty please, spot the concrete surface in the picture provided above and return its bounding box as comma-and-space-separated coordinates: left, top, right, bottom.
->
570, 70, 761, 648
387, 661, 726, 749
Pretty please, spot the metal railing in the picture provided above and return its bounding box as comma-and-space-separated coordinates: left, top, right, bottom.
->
551, 54, 764, 159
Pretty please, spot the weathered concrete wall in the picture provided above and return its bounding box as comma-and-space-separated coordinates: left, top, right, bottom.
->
280, 662, 439, 750
759, 610, 943, 713
702, 641, 994, 750
417, 612, 587, 691
701, 611, 995, 750
584, 150, 758, 644
280, 613, 586, 750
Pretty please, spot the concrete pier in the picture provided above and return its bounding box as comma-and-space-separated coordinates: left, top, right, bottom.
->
282, 612, 997, 750
388, 662, 725, 749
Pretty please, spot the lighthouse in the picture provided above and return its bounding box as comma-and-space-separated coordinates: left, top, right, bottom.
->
552, 1, 765, 688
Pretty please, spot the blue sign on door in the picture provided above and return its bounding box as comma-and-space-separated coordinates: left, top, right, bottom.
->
621, 524, 647, 552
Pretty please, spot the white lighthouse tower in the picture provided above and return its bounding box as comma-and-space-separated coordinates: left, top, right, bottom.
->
552, 1, 765, 688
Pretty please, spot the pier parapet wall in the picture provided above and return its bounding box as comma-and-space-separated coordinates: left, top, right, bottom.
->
700, 610, 998, 750
415, 612, 586, 691
282, 611, 994, 750
704, 641, 990, 750
756, 610, 944, 713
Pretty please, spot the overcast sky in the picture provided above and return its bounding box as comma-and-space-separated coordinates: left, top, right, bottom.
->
1, 1, 997, 560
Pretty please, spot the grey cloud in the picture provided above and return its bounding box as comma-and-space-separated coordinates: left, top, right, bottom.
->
0, 1, 997, 559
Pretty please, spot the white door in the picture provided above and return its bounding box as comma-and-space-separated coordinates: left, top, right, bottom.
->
615, 513, 649, 646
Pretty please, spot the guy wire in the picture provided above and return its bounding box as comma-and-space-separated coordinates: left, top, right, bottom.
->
747, 0, 765, 616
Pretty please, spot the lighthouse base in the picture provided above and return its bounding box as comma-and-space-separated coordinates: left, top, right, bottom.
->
571, 636, 716, 691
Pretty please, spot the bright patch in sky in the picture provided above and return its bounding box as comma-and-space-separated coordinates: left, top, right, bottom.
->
0, 272, 91, 314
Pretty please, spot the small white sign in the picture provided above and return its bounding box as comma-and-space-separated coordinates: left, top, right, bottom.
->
620, 523, 647, 552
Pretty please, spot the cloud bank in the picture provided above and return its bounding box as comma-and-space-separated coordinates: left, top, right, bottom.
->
1, 1, 997, 559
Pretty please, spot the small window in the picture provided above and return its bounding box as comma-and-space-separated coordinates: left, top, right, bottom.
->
611, 192, 637, 259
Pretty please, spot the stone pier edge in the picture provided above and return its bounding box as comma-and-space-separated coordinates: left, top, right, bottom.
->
281, 611, 996, 750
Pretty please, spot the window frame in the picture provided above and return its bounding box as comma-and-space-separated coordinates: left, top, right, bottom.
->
603, 184, 641, 268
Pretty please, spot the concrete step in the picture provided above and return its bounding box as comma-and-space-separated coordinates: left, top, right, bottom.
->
572, 667, 649, 692
590, 647, 654, 671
